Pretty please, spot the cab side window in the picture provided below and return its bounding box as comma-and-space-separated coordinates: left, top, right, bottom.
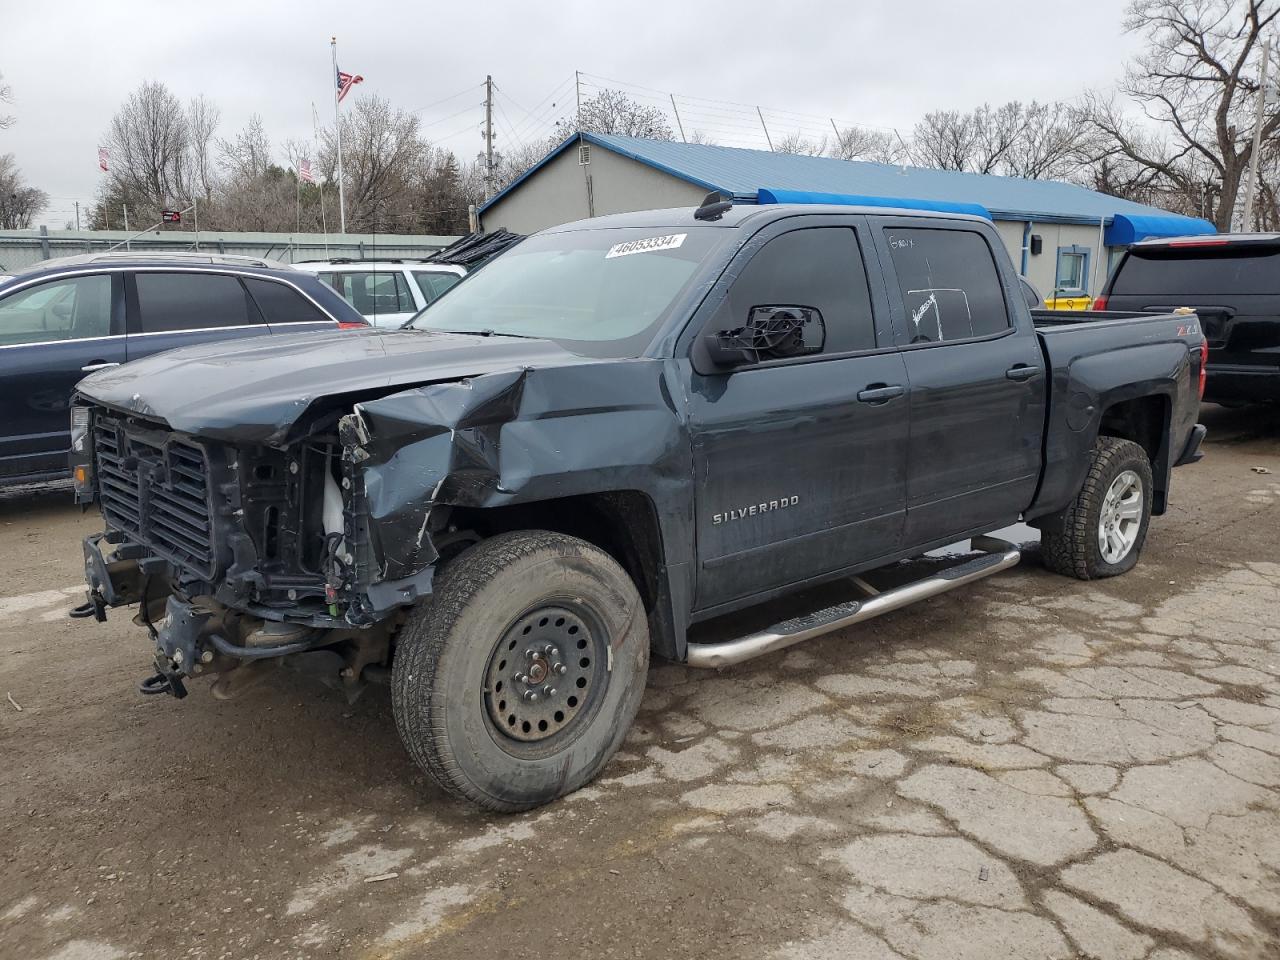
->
726, 227, 876, 355
0, 274, 113, 346
883, 228, 1009, 343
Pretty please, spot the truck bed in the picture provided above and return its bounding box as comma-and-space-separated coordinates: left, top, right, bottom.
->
1030, 308, 1189, 329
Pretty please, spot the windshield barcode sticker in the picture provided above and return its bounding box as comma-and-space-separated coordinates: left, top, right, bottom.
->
605, 233, 687, 259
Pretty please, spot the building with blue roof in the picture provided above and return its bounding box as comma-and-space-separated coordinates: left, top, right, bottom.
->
478, 132, 1215, 304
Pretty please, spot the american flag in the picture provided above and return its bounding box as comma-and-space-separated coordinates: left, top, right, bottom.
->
97, 146, 109, 172
298, 158, 315, 184
336, 68, 363, 103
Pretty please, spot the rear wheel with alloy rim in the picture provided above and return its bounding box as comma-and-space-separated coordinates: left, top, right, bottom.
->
1041, 436, 1153, 580
392, 530, 649, 811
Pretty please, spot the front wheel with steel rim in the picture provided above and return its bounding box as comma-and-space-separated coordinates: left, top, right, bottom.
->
1041, 436, 1153, 580
392, 530, 649, 812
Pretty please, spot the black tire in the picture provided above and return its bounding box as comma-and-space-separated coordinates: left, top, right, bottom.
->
392, 530, 649, 812
1041, 436, 1153, 580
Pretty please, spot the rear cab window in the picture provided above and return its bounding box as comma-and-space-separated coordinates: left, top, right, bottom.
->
133, 272, 256, 333
882, 227, 1010, 344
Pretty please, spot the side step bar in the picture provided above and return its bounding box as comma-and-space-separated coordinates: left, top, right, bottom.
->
685, 536, 1021, 669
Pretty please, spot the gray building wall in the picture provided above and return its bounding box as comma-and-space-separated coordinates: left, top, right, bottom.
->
479, 144, 708, 234
480, 143, 1124, 302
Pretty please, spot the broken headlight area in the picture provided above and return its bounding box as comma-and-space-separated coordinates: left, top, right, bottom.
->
76, 406, 413, 697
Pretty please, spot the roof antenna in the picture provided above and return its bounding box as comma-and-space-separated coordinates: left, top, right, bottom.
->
694, 190, 733, 221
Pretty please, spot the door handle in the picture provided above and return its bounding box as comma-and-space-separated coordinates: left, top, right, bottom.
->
81, 362, 121, 372
1005, 364, 1042, 382
857, 384, 905, 404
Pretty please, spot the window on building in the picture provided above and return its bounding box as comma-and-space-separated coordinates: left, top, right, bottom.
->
134, 272, 254, 332
883, 228, 1010, 343
1055, 246, 1090, 296
723, 227, 877, 355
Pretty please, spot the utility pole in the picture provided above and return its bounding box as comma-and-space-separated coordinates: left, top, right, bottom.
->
671, 94, 687, 143
74, 201, 80, 231
757, 107, 774, 151
1244, 38, 1271, 231
122, 204, 129, 249
575, 70, 582, 129
483, 74, 496, 199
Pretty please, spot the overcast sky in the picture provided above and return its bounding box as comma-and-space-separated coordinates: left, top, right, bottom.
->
2, 0, 1143, 227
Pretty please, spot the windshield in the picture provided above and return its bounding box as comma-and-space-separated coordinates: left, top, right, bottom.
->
409, 226, 725, 357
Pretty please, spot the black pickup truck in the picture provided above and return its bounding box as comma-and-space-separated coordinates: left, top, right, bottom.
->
1096, 232, 1280, 404
70, 197, 1207, 811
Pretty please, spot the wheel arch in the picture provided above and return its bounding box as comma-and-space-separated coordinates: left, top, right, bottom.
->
443, 490, 686, 661
1096, 393, 1171, 514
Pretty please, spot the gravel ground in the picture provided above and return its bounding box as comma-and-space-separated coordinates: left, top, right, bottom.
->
1, 403, 1278, 960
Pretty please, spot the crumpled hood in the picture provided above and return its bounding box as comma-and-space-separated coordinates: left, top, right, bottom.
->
76, 328, 588, 446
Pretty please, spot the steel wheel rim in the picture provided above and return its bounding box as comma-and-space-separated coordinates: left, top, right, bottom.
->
483, 601, 608, 755
1098, 469, 1143, 564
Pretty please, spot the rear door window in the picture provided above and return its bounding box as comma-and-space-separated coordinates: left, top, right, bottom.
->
412, 270, 462, 303
322, 271, 415, 314
1111, 248, 1280, 296
883, 228, 1010, 343
0, 274, 113, 346
134, 272, 255, 332
243, 277, 332, 325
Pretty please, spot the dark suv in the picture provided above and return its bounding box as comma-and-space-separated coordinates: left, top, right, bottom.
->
1097, 234, 1280, 404
0, 253, 367, 486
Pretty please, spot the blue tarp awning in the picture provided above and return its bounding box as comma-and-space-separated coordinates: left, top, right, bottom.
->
1105, 213, 1216, 246
755, 188, 992, 220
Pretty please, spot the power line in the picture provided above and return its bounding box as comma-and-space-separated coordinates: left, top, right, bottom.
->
409, 82, 485, 116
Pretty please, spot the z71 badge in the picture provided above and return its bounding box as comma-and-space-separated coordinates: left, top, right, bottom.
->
712, 496, 800, 525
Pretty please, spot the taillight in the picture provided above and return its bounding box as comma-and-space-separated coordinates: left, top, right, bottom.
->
1198, 339, 1208, 400
338, 321, 366, 330
1092, 294, 1108, 311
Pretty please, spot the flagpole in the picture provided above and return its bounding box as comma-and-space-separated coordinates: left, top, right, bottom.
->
331, 36, 347, 234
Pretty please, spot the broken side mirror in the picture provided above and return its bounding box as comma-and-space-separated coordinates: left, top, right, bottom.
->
704, 305, 826, 367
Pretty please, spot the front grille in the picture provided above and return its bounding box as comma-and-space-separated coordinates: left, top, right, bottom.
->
94, 414, 218, 580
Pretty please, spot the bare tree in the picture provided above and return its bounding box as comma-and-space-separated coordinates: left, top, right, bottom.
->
552, 89, 674, 140
775, 131, 828, 156
101, 80, 191, 216
1003, 101, 1091, 180
911, 109, 978, 170
320, 95, 426, 231
0, 154, 47, 228
828, 126, 906, 164
218, 114, 272, 183
186, 95, 220, 201
0, 72, 15, 130
1080, 0, 1280, 230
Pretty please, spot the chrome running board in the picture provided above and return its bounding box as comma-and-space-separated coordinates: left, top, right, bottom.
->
685, 536, 1021, 669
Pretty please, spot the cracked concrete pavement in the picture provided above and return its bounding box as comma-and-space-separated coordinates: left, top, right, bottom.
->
2, 403, 1278, 960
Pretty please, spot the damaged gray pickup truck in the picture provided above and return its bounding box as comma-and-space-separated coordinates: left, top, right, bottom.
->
70, 194, 1207, 810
